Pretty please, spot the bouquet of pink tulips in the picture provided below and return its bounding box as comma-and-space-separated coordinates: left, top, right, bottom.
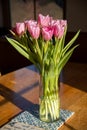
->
6, 14, 80, 122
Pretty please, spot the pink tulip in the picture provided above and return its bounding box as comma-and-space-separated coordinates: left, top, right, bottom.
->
51, 20, 67, 38
53, 24, 64, 38
42, 26, 53, 41
60, 20, 67, 27
38, 14, 51, 27
50, 20, 60, 26
25, 20, 37, 29
25, 20, 40, 39
14, 22, 25, 36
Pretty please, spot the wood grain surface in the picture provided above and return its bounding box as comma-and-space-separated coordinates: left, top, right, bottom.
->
0, 62, 87, 130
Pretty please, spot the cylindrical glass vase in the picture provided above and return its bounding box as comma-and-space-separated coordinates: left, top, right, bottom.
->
39, 72, 60, 122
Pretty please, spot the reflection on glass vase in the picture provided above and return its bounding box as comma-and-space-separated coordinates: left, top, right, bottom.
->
39, 71, 60, 123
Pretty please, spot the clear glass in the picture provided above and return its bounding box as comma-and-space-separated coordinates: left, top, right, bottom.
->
39, 73, 60, 122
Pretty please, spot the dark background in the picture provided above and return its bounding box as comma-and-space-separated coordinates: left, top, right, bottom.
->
0, 0, 87, 75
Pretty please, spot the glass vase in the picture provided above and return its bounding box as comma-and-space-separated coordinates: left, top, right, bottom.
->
39, 72, 60, 122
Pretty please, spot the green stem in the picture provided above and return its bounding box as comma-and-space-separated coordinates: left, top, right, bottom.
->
39, 71, 60, 122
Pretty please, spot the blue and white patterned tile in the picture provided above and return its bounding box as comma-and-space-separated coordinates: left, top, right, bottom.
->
1, 109, 74, 130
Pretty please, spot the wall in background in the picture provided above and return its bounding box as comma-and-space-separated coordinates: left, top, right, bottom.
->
10, 0, 63, 27
64, 0, 87, 63
0, 0, 3, 27
0, 38, 31, 75
64, 0, 87, 32
0, 0, 11, 36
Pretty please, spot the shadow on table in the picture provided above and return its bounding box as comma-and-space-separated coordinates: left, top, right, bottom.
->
0, 83, 39, 119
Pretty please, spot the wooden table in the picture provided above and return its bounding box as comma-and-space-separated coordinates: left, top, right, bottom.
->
0, 62, 87, 130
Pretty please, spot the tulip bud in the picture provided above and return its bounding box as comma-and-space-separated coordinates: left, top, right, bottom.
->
15, 22, 25, 36
42, 26, 53, 41
38, 14, 51, 27
25, 20, 40, 39
52, 20, 67, 38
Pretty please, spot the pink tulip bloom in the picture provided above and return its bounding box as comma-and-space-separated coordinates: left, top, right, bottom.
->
60, 20, 67, 27
42, 26, 53, 41
51, 19, 67, 27
53, 24, 64, 38
52, 20, 67, 38
25, 20, 37, 29
25, 20, 40, 39
14, 22, 25, 36
50, 20, 60, 26
38, 14, 51, 27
